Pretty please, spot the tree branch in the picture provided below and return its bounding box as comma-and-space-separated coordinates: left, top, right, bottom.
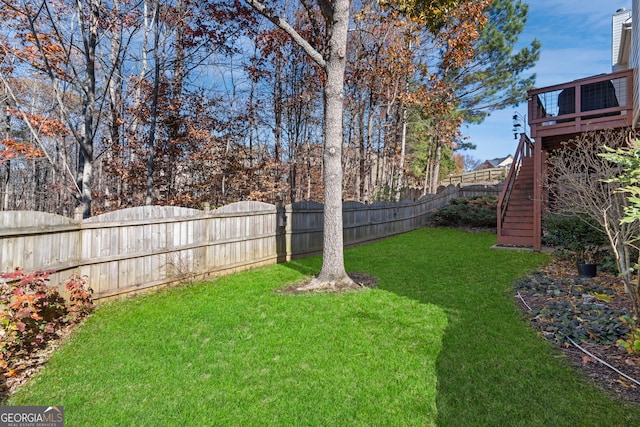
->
0, 70, 80, 194
300, 0, 325, 46
244, 0, 326, 69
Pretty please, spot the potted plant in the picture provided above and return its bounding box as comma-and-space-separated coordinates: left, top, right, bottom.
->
570, 243, 599, 278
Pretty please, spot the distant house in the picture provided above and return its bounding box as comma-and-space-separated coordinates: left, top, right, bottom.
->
475, 155, 513, 171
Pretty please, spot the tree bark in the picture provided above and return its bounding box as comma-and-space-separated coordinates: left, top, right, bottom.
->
274, 56, 283, 198
430, 138, 442, 194
146, 0, 161, 206
396, 101, 407, 201
311, 0, 352, 286
107, 0, 124, 210
76, 0, 101, 218
245, 0, 356, 290
2, 93, 10, 210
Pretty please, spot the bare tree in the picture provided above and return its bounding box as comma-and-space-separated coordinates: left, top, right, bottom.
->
1, 84, 10, 211
547, 128, 640, 314
1, 0, 113, 218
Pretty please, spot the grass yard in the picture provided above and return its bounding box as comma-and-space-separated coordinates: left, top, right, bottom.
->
8, 228, 640, 425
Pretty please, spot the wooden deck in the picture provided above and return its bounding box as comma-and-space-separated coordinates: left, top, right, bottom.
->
528, 69, 633, 150
498, 69, 634, 249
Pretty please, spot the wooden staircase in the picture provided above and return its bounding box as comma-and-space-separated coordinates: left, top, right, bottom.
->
497, 134, 537, 248
497, 157, 534, 246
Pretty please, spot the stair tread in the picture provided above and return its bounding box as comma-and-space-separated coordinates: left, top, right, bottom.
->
504, 205, 534, 210
503, 218, 533, 223
500, 230, 534, 238
497, 235, 535, 246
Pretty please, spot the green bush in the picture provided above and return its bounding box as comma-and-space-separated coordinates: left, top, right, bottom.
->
542, 212, 609, 263
430, 195, 497, 228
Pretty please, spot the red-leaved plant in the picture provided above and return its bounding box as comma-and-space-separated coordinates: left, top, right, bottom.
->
0, 268, 93, 396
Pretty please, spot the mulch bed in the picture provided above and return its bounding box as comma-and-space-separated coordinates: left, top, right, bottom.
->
0, 322, 78, 403
514, 258, 640, 404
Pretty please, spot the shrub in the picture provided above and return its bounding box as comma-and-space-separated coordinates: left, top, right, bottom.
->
429, 195, 497, 228
64, 275, 94, 322
0, 269, 93, 390
617, 316, 640, 354
0, 271, 65, 352
542, 212, 609, 263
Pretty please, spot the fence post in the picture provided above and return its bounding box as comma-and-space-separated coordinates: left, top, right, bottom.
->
203, 202, 211, 271
276, 201, 288, 262
74, 207, 83, 222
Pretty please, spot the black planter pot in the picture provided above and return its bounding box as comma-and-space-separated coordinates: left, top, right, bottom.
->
577, 262, 597, 278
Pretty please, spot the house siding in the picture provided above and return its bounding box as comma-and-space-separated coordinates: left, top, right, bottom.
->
633, 0, 640, 127
613, 8, 632, 70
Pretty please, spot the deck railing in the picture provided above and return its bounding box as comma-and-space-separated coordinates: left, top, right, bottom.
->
528, 69, 633, 140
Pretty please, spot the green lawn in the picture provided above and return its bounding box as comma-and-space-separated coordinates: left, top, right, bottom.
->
8, 228, 640, 425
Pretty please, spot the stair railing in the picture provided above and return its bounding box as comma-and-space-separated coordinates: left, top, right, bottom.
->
497, 133, 534, 240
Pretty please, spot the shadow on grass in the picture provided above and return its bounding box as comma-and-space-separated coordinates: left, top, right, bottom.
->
289, 228, 640, 426
279, 258, 321, 278
10, 228, 640, 425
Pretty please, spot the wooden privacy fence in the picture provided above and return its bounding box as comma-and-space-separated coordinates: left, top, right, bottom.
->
0, 184, 499, 300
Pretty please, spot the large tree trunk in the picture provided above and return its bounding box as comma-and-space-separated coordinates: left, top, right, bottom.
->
2, 160, 9, 211
395, 102, 407, 201
305, 139, 312, 201
166, 0, 186, 202
357, 104, 367, 203
308, 0, 353, 288
107, 0, 124, 211
76, 0, 101, 219
245, 0, 356, 290
430, 138, 442, 194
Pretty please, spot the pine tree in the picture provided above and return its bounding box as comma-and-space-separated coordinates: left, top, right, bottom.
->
449, 0, 541, 123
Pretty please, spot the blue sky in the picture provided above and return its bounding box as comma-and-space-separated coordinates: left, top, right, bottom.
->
463, 0, 633, 162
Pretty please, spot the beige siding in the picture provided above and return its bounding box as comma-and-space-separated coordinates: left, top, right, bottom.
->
613, 8, 632, 70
